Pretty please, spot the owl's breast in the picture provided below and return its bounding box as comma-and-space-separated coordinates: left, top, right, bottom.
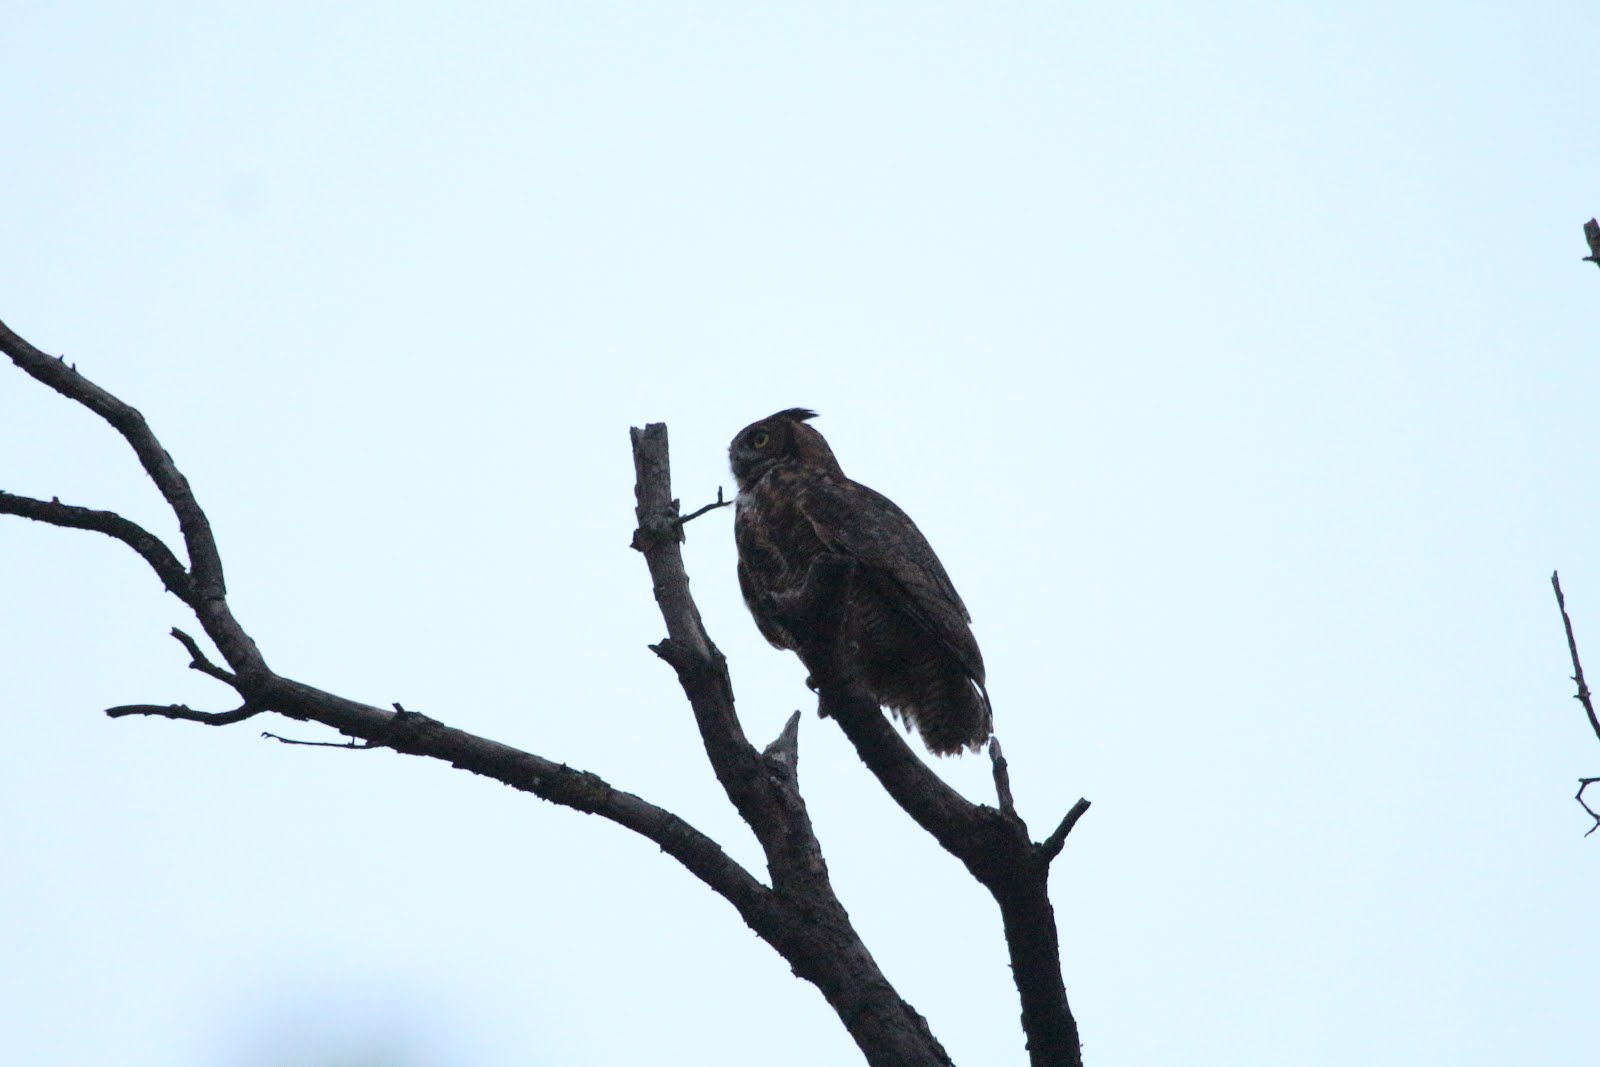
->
734, 473, 830, 595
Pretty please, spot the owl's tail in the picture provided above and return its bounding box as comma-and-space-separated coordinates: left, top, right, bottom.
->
906, 672, 993, 757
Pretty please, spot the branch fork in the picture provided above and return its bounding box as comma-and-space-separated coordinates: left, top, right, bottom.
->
3, 314, 1087, 1067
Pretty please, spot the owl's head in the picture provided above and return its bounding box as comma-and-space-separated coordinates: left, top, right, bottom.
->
728, 408, 843, 489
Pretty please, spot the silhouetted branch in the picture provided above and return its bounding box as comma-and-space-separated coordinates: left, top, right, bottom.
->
106, 702, 264, 725
1040, 799, 1093, 864
1552, 571, 1600, 744
678, 486, 732, 526
0, 319, 772, 1005
776, 546, 1088, 1067
1549, 572, 1600, 836
0, 490, 191, 597
631, 422, 954, 1067
5, 313, 1075, 1066
260, 730, 376, 748
1575, 779, 1600, 837
1, 317, 266, 676
169, 627, 239, 685
990, 737, 1017, 815
0, 323, 958, 1067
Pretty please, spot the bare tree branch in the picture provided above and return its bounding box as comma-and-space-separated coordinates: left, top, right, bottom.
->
260, 730, 377, 748
677, 485, 732, 526
1, 317, 266, 677
1040, 799, 1093, 863
764, 540, 1089, 1066
0, 321, 777, 1027
1552, 571, 1600, 836
1575, 778, 1600, 837
0, 489, 191, 597
990, 736, 1017, 816
169, 627, 239, 685
106, 702, 264, 725
1552, 571, 1600, 744
1, 319, 977, 1066
631, 422, 955, 1067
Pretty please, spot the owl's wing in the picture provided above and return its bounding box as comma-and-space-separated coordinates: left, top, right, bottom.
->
797, 476, 986, 685
738, 556, 795, 649
735, 504, 799, 650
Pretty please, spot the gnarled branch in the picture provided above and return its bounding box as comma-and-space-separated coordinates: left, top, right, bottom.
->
0, 319, 770, 1031
3, 318, 965, 1067
5, 314, 1087, 1065
771, 547, 1089, 1067
631, 423, 954, 1066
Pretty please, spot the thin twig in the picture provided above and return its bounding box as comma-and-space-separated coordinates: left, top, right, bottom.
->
105, 702, 263, 725
1039, 798, 1092, 864
0, 490, 192, 598
1551, 572, 1600, 744
678, 486, 732, 526
1577, 779, 1600, 837
261, 731, 376, 749
170, 627, 238, 685
989, 736, 1016, 816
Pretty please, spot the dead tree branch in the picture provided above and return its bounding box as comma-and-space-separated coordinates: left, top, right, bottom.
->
1576, 779, 1600, 838
766, 553, 1090, 1067
2, 316, 976, 1066
2, 321, 775, 932
1552, 572, 1600, 745
0, 490, 191, 596
1552, 571, 1600, 834
631, 423, 954, 1066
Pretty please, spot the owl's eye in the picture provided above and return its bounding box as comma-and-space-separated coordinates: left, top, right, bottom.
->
752, 430, 771, 448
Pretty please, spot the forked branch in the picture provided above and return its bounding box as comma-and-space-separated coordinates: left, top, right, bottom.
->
759, 520, 1089, 1067
0, 317, 773, 1025
3, 317, 962, 1067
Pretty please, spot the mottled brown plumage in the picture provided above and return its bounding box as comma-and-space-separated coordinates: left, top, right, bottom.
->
729, 408, 992, 755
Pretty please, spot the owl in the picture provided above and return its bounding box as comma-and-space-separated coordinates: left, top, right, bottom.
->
729, 408, 992, 756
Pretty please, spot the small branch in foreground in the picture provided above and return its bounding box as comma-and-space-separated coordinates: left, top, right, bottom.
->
106, 702, 263, 725
1576, 779, 1600, 837
262, 731, 376, 749
989, 736, 1017, 816
1551, 571, 1600, 744
0, 316, 267, 676
1549, 572, 1600, 835
677, 486, 732, 526
771, 548, 1086, 1066
631, 423, 957, 1067
170, 627, 238, 686
0, 489, 192, 598
1040, 798, 1092, 863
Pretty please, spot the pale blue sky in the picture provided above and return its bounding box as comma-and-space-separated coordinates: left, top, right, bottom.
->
4, 4, 1599, 1065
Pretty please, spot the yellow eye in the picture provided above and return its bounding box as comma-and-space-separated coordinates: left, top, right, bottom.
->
752, 430, 771, 448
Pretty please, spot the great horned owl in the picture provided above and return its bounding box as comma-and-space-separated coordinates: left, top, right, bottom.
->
729, 408, 992, 756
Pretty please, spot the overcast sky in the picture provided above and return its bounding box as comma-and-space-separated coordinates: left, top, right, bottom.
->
4, 4, 1599, 1065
